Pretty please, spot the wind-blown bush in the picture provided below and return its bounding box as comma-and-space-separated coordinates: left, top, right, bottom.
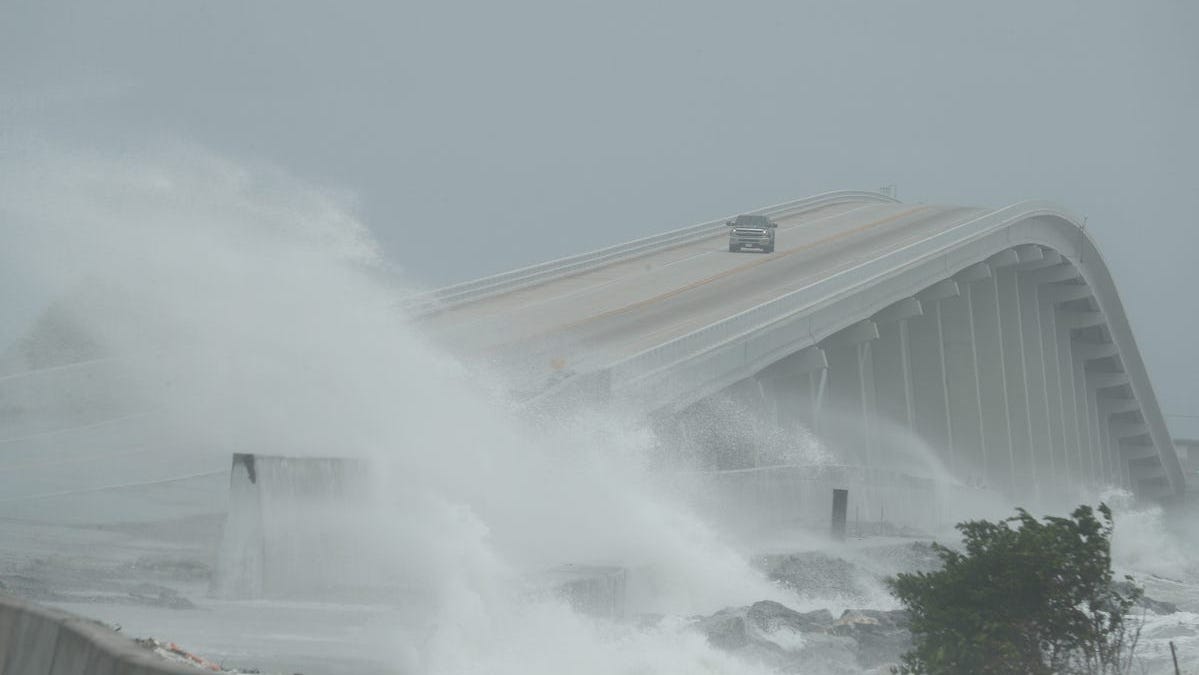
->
888, 504, 1141, 674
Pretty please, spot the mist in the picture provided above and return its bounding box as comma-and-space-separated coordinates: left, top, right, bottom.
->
0, 143, 815, 672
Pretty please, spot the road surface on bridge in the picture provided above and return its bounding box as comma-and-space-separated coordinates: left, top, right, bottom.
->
420, 200, 986, 389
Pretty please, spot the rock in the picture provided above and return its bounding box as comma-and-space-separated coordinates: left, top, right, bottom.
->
1140, 595, 1179, 615
1114, 580, 1178, 615
830, 609, 911, 669
694, 601, 912, 670
760, 552, 870, 602
747, 601, 834, 634
779, 633, 859, 674
834, 609, 909, 629
694, 609, 750, 650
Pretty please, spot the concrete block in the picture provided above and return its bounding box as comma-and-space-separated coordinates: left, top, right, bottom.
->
50, 617, 150, 675
214, 453, 379, 600
0, 602, 18, 665
4, 607, 60, 675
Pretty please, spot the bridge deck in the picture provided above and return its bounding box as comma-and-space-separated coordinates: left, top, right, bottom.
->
420, 201, 986, 386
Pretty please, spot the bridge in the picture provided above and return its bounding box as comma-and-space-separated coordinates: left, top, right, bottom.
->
0, 189, 1186, 671
414, 190, 1184, 506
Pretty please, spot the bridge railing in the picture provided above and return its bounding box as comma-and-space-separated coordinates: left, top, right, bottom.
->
401, 190, 898, 316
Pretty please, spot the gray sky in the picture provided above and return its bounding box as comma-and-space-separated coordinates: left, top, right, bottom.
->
2, 0, 1196, 434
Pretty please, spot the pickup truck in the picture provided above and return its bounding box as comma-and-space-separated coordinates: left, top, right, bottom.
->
726, 214, 777, 253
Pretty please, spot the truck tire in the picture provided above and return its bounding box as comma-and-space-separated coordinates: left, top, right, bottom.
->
764, 244, 775, 253
729, 243, 740, 252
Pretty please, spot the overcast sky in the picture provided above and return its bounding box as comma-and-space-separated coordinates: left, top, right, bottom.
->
2, 0, 1196, 434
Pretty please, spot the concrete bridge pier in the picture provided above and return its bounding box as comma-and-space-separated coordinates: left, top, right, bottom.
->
1030, 264, 1085, 491
1100, 394, 1139, 488
942, 264, 989, 488
971, 252, 1019, 496
869, 297, 923, 433
1013, 246, 1061, 501
906, 280, 960, 475
1061, 309, 1107, 488
996, 246, 1042, 500
1077, 341, 1122, 486
754, 345, 828, 438
819, 320, 879, 466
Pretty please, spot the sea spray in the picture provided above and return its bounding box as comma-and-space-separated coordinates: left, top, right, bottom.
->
0, 141, 794, 673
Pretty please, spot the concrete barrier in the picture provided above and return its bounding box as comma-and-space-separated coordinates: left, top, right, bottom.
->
213, 453, 386, 600
0, 591, 197, 675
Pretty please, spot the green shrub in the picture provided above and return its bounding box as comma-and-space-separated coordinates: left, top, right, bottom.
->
888, 504, 1142, 674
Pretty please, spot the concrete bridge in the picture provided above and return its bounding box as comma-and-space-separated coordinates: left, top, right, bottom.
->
416, 191, 1184, 504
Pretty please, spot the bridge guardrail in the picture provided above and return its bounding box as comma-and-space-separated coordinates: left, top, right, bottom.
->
402, 190, 898, 316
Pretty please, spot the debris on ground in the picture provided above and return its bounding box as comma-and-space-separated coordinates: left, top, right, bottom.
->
133, 638, 250, 673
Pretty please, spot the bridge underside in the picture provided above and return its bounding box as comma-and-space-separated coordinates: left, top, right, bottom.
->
667, 243, 1173, 506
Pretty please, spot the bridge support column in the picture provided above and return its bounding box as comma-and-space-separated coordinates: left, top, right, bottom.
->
755, 346, 828, 435
1081, 370, 1107, 486
1075, 340, 1119, 488
871, 298, 923, 432
1075, 354, 1100, 488
821, 320, 879, 467
1093, 395, 1118, 487
1099, 394, 1139, 489
1054, 318, 1082, 488
1060, 310, 1106, 489
963, 253, 1018, 494
1084, 378, 1119, 487
1089, 370, 1132, 487
1015, 248, 1061, 500
943, 265, 988, 486
907, 280, 960, 475
997, 247, 1041, 501
1121, 440, 1164, 493
1031, 264, 1084, 489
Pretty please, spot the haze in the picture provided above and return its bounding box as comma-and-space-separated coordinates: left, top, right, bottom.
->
1, 0, 1196, 433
